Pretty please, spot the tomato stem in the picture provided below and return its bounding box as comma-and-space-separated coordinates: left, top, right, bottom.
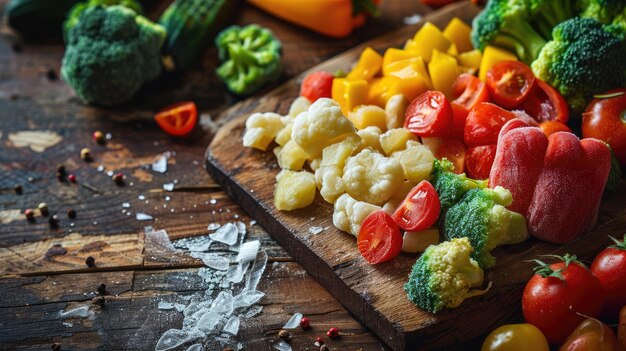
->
531, 254, 581, 280
609, 234, 626, 250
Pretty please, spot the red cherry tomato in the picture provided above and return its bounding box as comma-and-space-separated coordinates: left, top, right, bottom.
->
539, 120, 572, 137
486, 60, 536, 109
392, 180, 441, 231
582, 89, 626, 167
154, 101, 197, 137
300, 71, 334, 102
518, 79, 570, 124
404, 91, 453, 137
559, 317, 623, 351
436, 139, 467, 174
522, 255, 604, 344
464, 102, 517, 146
466, 145, 497, 180
357, 210, 402, 264
420, 0, 456, 8
453, 73, 491, 112
590, 235, 626, 321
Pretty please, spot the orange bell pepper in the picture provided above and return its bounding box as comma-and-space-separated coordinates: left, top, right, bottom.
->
246, 0, 380, 38
368, 76, 402, 107
332, 78, 369, 114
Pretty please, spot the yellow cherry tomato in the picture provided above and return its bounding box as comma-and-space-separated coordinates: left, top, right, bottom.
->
481, 324, 549, 351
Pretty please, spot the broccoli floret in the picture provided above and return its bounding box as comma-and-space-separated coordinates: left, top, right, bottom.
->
215, 24, 282, 96
404, 238, 489, 313
443, 186, 529, 268
580, 0, 626, 24
63, 0, 144, 38
431, 159, 487, 213
531, 17, 626, 112
471, 0, 548, 63
61, 6, 166, 106
528, 0, 576, 38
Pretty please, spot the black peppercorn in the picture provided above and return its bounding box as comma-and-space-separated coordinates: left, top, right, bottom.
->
14, 184, 23, 195
112, 173, 124, 185
51, 343, 60, 351
48, 215, 59, 229
97, 283, 107, 295
86, 256, 95, 267
67, 208, 76, 219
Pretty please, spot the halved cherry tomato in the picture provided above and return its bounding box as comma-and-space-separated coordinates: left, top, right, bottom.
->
464, 102, 517, 146
404, 91, 453, 137
392, 180, 441, 231
453, 73, 491, 112
300, 71, 334, 102
539, 120, 572, 137
358, 210, 402, 264
486, 61, 536, 109
154, 101, 197, 137
518, 79, 569, 124
466, 145, 497, 180
443, 103, 470, 141
582, 89, 626, 167
436, 139, 467, 174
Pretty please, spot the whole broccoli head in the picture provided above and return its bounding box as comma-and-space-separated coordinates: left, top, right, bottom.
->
61, 6, 166, 106
431, 159, 487, 213
531, 17, 626, 113
404, 238, 489, 314
579, 0, 626, 24
215, 24, 282, 96
471, 0, 548, 63
63, 0, 144, 38
443, 186, 529, 268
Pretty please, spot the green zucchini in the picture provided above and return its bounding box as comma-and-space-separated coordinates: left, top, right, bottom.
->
158, 0, 238, 72
6, 0, 80, 38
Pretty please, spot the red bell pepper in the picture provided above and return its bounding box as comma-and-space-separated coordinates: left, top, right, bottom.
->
490, 119, 612, 243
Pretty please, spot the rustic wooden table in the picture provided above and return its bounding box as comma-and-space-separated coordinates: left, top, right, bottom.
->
0, 1, 470, 350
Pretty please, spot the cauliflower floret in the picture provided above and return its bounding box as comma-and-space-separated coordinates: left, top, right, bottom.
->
308, 158, 321, 171
391, 140, 435, 183
242, 112, 284, 150
356, 126, 383, 153
291, 98, 356, 159
380, 128, 418, 156
348, 105, 387, 131
385, 94, 409, 130
276, 140, 309, 170
274, 169, 316, 211
342, 149, 404, 205
333, 193, 381, 236
288, 96, 311, 117
315, 134, 361, 203
275, 118, 294, 146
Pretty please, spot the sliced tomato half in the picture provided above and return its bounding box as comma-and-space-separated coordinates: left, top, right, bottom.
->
358, 210, 402, 264
453, 73, 491, 112
392, 180, 441, 232
486, 60, 536, 109
518, 79, 569, 124
404, 91, 453, 137
466, 145, 497, 180
436, 139, 467, 174
464, 102, 517, 146
155, 101, 198, 137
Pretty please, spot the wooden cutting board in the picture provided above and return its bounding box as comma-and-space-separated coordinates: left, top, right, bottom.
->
205, 2, 626, 349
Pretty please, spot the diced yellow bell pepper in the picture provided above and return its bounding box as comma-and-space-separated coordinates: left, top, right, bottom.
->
405, 22, 451, 62
447, 43, 458, 56
443, 17, 473, 53
385, 58, 432, 102
458, 49, 482, 70
367, 76, 403, 107
428, 50, 459, 99
479, 46, 518, 81
347, 47, 383, 80
332, 78, 369, 115
382, 48, 417, 74
348, 105, 388, 130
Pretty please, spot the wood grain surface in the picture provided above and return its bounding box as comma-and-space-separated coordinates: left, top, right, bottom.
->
0, 0, 438, 350
205, 2, 626, 350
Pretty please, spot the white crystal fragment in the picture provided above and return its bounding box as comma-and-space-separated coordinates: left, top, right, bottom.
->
244, 251, 268, 291
158, 301, 174, 310
211, 223, 239, 245
404, 14, 422, 25
211, 291, 234, 315
196, 310, 221, 334
58, 305, 92, 319
308, 226, 324, 235
174, 303, 187, 312
186, 344, 203, 351
272, 340, 292, 351
226, 261, 250, 283
136, 213, 153, 221
155, 329, 191, 351
244, 305, 263, 318
122, 202, 130, 208
163, 183, 175, 192
282, 312, 303, 329
192, 253, 230, 271
207, 223, 221, 231
152, 154, 168, 173
223, 315, 240, 335
236, 241, 260, 263
233, 290, 265, 309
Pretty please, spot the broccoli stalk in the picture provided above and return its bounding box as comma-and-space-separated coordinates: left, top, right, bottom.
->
61, 6, 166, 106
431, 159, 488, 213
531, 17, 626, 113
471, 0, 548, 63
443, 186, 529, 269
580, 0, 626, 24
404, 238, 490, 313
215, 24, 282, 96
528, 0, 576, 38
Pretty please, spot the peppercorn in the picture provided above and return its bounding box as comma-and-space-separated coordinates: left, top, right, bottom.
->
57, 164, 66, 175
51, 343, 61, 351
48, 215, 59, 229
14, 184, 23, 195
316, 336, 324, 344
38, 202, 49, 216
326, 327, 339, 338
24, 209, 35, 221
46, 69, 58, 81
93, 131, 106, 145
97, 283, 107, 295
68, 174, 77, 183
278, 329, 290, 340
80, 148, 92, 161
67, 208, 76, 219
85, 256, 95, 268
300, 316, 311, 329
112, 173, 124, 185
56, 172, 64, 182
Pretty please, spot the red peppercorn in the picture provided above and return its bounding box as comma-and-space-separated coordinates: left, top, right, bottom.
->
93, 131, 105, 144
326, 327, 339, 338
24, 209, 35, 220
68, 174, 77, 183
112, 173, 124, 185
315, 336, 324, 345
300, 317, 311, 329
